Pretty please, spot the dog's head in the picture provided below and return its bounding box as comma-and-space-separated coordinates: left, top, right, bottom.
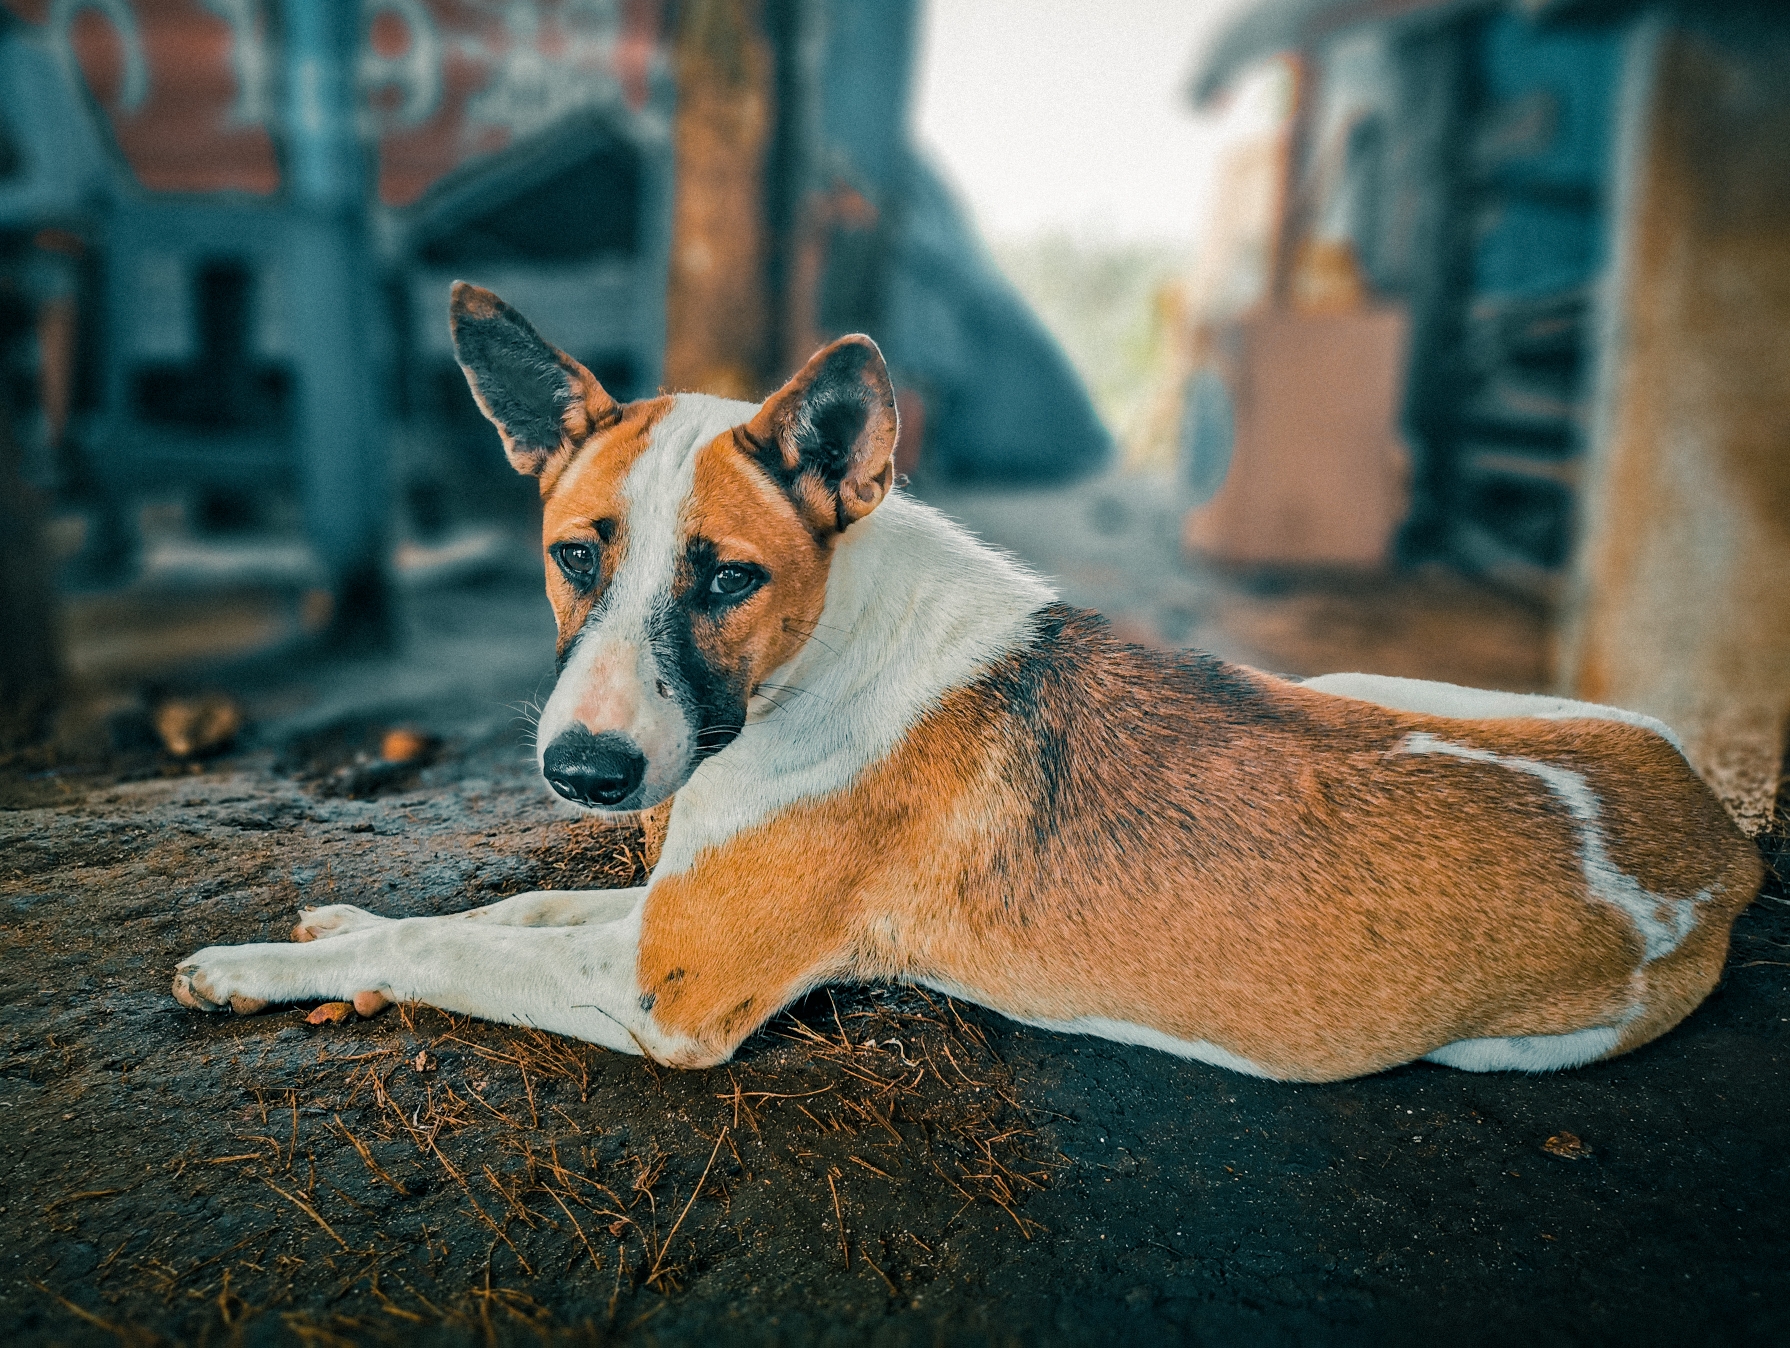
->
450, 282, 898, 813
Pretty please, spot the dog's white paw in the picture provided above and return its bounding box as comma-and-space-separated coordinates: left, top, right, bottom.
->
291, 904, 386, 943
175, 939, 396, 1020
172, 945, 284, 1015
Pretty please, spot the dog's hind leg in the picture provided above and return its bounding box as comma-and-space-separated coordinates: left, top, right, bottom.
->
175, 905, 700, 1059
292, 888, 645, 942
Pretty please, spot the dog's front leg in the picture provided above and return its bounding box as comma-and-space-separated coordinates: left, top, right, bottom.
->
457, 888, 645, 927
292, 887, 646, 942
172, 907, 696, 1060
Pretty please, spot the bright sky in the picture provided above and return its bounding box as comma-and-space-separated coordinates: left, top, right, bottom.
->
913, 0, 1251, 245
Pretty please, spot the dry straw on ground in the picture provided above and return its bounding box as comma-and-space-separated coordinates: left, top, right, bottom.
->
37, 981, 1059, 1344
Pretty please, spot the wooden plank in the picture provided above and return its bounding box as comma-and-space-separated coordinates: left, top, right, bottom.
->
1184, 307, 1411, 569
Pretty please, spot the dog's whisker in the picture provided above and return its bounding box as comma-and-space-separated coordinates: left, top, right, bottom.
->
784, 616, 850, 635
780, 621, 841, 656
755, 683, 818, 700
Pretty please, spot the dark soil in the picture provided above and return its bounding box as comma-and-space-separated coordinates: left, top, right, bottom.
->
3, 576, 1787, 1346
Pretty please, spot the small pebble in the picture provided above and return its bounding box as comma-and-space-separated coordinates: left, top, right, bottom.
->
380, 727, 439, 764
1542, 1132, 1593, 1160
154, 695, 243, 759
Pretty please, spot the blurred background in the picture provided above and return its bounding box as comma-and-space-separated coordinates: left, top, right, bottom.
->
0, 0, 1784, 837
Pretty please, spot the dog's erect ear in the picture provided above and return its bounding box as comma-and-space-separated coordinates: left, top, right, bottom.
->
449, 281, 619, 477
740, 335, 898, 532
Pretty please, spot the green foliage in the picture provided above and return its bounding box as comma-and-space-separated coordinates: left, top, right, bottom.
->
991, 231, 1183, 446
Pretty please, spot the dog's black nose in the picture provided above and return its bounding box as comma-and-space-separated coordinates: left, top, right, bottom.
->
542, 728, 646, 807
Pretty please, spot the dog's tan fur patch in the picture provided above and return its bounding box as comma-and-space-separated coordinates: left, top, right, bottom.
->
637, 610, 1760, 1077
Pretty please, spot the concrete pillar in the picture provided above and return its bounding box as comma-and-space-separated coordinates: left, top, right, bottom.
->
1562, 9, 1790, 835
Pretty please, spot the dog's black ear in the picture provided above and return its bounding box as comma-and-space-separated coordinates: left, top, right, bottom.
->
740, 335, 898, 532
449, 281, 619, 477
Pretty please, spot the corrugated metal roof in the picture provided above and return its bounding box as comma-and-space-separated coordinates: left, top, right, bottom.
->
1189, 0, 1479, 104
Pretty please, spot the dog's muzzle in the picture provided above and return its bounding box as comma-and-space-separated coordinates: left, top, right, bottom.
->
542, 727, 648, 808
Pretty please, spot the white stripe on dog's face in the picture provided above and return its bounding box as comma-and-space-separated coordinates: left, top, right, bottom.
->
535, 395, 758, 811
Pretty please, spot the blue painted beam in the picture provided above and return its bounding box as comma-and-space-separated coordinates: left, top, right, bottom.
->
279, 0, 392, 647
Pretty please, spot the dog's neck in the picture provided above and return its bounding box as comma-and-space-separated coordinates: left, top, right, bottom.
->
653, 491, 1056, 876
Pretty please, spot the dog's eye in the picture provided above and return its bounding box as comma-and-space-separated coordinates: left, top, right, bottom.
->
710, 563, 760, 598
554, 543, 597, 582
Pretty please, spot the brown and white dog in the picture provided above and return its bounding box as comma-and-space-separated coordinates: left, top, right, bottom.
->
172, 283, 1763, 1081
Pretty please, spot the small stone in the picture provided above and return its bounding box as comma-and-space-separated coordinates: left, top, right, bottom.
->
1542, 1132, 1593, 1160
306, 1002, 353, 1025
153, 694, 243, 759
379, 727, 439, 765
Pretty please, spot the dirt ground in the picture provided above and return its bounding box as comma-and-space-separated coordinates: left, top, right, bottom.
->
4, 479, 1788, 1346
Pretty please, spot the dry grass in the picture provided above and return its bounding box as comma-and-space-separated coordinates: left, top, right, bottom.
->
516, 814, 658, 892
49, 983, 1058, 1344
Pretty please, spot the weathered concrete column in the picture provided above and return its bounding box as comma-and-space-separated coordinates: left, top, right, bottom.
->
279, 0, 391, 649
1561, 10, 1790, 835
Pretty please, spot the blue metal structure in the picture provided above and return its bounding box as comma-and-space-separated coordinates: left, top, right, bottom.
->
1420, 10, 1625, 579
1191, 0, 1632, 589
0, 2, 677, 639
279, 0, 390, 644
812, 0, 1111, 482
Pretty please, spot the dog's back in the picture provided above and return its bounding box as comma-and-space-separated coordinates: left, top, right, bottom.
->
794, 606, 1763, 1081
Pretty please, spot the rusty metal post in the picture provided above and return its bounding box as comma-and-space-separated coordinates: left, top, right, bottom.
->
662, 0, 780, 398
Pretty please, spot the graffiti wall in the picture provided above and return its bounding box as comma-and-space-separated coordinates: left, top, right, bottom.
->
2, 0, 666, 204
